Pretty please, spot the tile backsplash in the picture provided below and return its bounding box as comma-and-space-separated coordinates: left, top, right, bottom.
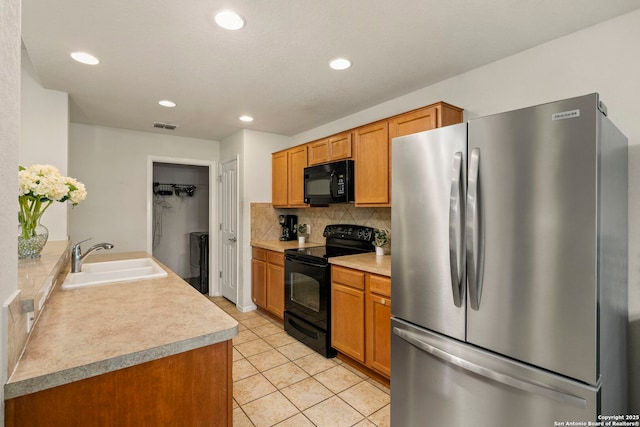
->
250, 203, 391, 244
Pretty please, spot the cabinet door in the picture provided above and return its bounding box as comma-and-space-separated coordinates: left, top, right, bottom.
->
389, 106, 438, 139
331, 282, 366, 362
355, 121, 390, 206
251, 257, 267, 308
288, 145, 308, 206
266, 251, 284, 319
328, 132, 352, 161
4, 342, 232, 427
272, 151, 288, 207
307, 139, 329, 166
366, 275, 391, 378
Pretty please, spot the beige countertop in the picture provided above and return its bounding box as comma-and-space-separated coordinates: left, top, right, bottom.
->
251, 240, 391, 277
250, 240, 324, 252
5, 251, 238, 400
329, 252, 391, 277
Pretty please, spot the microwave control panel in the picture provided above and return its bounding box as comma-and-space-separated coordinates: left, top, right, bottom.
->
336, 173, 345, 195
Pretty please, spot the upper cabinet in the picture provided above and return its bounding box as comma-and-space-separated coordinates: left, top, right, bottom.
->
272, 145, 308, 208
354, 121, 389, 206
272, 151, 288, 207
288, 145, 307, 206
308, 131, 353, 166
355, 102, 463, 207
272, 101, 463, 208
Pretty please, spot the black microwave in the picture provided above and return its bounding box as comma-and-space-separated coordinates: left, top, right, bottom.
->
303, 160, 355, 204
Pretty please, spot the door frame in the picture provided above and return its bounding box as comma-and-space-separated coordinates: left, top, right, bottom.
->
146, 155, 219, 296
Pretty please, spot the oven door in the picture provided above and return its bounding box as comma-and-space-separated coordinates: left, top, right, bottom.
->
284, 255, 329, 331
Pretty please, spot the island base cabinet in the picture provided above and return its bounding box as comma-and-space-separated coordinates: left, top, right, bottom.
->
5, 341, 233, 427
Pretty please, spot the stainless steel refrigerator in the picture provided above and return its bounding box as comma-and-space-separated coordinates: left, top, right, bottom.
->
391, 93, 628, 426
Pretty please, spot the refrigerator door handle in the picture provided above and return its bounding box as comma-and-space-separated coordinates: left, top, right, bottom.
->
449, 152, 465, 307
466, 147, 484, 310
392, 326, 587, 409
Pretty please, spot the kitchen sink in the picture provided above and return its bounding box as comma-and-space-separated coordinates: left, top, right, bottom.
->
61, 258, 168, 290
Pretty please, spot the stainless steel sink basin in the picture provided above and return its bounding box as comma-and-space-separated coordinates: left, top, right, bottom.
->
61, 258, 168, 290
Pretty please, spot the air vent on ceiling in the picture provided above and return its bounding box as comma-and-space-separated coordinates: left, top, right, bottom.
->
153, 122, 179, 130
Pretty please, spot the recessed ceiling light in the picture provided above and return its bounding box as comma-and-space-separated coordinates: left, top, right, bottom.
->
158, 100, 176, 108
215, 10, 245, 30
239, 115, 254, 122
329, 58, 351, 70
70, 52, 100, 65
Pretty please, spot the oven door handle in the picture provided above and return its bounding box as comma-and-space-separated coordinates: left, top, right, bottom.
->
285, 257, 327, 268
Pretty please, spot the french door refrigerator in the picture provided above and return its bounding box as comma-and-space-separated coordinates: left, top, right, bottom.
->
390, 93, 628, 426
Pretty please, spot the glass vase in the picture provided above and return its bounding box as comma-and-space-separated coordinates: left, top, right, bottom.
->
18, 220, 49, 259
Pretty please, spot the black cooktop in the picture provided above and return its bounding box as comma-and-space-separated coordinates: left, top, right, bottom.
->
284, 224, 375, 263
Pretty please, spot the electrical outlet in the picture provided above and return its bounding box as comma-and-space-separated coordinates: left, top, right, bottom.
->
26, 312, 35, 333
306, 224, 311, 234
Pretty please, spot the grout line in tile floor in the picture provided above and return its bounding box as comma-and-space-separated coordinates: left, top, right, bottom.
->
209, 296, 391, 427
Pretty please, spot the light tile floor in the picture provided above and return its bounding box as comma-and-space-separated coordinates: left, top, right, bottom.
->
209, 296, 391, 427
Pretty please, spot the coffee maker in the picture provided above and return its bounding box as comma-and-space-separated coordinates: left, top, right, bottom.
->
279, 215, 297, 241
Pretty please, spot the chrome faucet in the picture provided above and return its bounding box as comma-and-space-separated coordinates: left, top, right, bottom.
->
71, 238, 114, 273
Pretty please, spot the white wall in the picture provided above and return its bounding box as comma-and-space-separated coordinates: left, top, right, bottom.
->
0, 0, 21, 420
290, 9, 640, 411
69, 123, 219, 253
220, 130, 291, 310
20, 48, 69, 240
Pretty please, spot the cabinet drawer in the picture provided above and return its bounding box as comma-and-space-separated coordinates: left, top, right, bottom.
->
252, 247, 267, 261
332, 266, 365, 290
369, 274, 391, 297
266, 250, 284, 267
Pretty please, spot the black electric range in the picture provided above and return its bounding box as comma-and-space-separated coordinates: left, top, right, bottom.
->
283, 224, 375, 357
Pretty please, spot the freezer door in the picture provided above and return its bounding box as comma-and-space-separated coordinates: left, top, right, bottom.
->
466, 94, 599, 384
391, 318, 599, 427
391, 123, 467, 340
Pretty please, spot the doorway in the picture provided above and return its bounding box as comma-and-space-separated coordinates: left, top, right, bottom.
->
146, 156, 218, 295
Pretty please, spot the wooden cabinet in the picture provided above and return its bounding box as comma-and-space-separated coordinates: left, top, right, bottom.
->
354, 121, 390, 206
389, 102, 463, 139
331, 266, 366, 362
251, 247, 267, 308
308, 131, 353, 166
366, 274, 391, 377
266, 251, 285, 318
272, 151, 288, 207
272, 146, 308, 207
273, 101, 462, 208
5, 342, 233, 427
331, 265, 391, 378
288, 145, 307, 206
251, 247, 284, 319
355, 102, 463, 207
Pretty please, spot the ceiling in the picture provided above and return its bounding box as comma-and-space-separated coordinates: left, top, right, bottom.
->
21, 0, 640, 141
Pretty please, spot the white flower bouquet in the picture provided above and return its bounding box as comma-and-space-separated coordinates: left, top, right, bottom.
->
18, 164, 87, 239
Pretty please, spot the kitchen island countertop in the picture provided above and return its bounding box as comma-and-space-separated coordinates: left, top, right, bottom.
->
4, 251, 238, 399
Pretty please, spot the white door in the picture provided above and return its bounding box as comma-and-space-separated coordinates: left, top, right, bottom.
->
219, 158, 238, 303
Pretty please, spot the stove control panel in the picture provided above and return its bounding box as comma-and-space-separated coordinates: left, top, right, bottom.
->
323, 224, 374, 242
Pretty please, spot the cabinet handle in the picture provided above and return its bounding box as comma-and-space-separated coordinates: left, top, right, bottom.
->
380, 299, 386, 305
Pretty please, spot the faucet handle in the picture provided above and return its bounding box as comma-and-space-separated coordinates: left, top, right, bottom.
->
72, 238, 92, 253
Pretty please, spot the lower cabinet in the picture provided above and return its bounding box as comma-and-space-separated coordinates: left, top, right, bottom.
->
331, 265, 391, 378
331, 266, 366, 362
366, 275, 392, 377
251, 247, 284, 319
5, 341, 233, 427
